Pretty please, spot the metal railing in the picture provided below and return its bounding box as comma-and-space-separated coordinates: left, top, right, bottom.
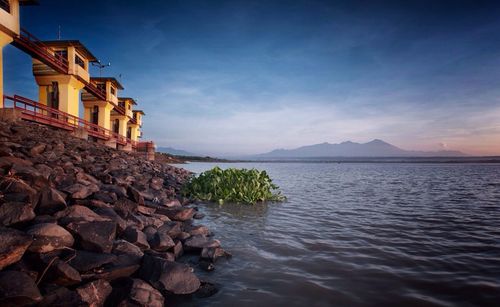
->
0, 0, 10, 13
13, 28, 69, 74
3, 95, 132, 146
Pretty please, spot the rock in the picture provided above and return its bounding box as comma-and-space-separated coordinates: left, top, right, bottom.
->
184, 235, 221, 252
156, 221, 182, 239
173, 241, 183, 259
137, 205, 155, 216
0, 226, 32, 270
112, 240, 144, 265
93, 207, 127, 233
149, 177, 164, 191
81, 263, 140, 282
193, 212, 205, 219
37, 188, 67, 215
38, 287, 83, 307
62, 183, 99, 199
92, 191, 117, 203
54, 205, 109, 225
185, 224, 211, 237
69, 250, 117, 272
143, 226, 156, 242
125, 279, 164, 307
199, 260, 215, 272
0, 177, 37, 202
177, 232, 191, 240
163, 199, 181, 208
138, 255, 200, 295
67, 221, 116, 253
195, 281, 219, 298
0, 271, 42, 306
114, 198, 138, 218
76, 279, 112, 306
156, 207, 195, 222
0, 201, 35, 226
201, 247, 232, 262
47, 258, 82, 286
150, 232, 175, 252
0, 156, 33, 169
30, 143, 46, 156
102, 184, 127, 198
27, 223, 74, 253
128, 186, 145, 205
122, 227, 150, 250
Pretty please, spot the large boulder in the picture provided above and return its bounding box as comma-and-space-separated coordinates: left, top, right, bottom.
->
54, 205, 109, 225
69, 250, 117, 273
138, 255, 200, 295
0, 227, 32, 270
0, 201, 35, 226
184, 235, 221, 252
123, 279, 164, 307
0, 270, 42, 306
156, 207, 195, 222
66, 221, 116, 253
27, 223, 74, 253
62, 183, 99, 199
149, 232, 175, 252
122, 226, 150, 250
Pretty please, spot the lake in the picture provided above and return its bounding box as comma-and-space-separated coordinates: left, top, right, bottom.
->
174, 162, 500, 307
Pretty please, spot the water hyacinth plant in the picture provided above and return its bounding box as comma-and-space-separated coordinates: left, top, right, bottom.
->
183, 167, 286, 204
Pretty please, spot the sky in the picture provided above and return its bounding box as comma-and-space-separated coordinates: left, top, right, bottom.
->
4, 0, 500, 156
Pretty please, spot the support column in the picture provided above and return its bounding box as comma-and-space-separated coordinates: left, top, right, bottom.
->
98, 103, 113, 131
0, 32, 14, 108
34, 75, 85, 119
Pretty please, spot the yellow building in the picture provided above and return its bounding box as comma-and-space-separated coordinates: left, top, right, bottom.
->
81, 77, 124, 131
0, 0, 37, 107
111, 97, 135, 137
32, 40, 97, 118
128, 109, 145, 142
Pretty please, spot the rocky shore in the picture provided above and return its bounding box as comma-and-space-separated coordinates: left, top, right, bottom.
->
0, 120, 229, 306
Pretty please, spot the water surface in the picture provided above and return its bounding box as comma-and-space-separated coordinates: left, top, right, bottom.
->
176, 162, 500, 307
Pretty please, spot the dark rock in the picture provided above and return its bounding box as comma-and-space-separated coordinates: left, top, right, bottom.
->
137, 205, 155, 216
0, 271, 42, 306
102, 184, 127, 198
32, 215, 57, 224
156, 207, 195, 222
27, 223, 74, 253
199, 260, 215, 272
173, 241, 183, 259
150, 232, 175, 252
47, 258, 82, 286
0, 156, 33, 169
177, 232, 191, 240
143, 226, 156, 242
92, 191, 117, 203
0, 226, 32, 270
80, 263, 140, 281
122, 278, 164, 307
0, 177, 37, 202
30, 143, 46, 156
54, 205, 109, 225
114, 198, 138, 219
66, 221, 116, 253
185, 224, 211, 237
138, 255, 200, 295
37, 188, 67, 215
184, 235, 221, 252
122, 226, 150, 250
156, 221, 182, 239
93, 207, 127, 233
128, 186, 145, 205
195, 281, 219, 298
69, 250, 117, 272
112, 240, 144, 266
0, 201, 35, 226
193, 212, 205, 219
62, 183, 99, 199
38, 287, 83, 307
76, 279, 112, 306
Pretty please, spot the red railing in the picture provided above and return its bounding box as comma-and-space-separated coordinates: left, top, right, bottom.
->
12, 28, 69, 74
3, 95, 131, 146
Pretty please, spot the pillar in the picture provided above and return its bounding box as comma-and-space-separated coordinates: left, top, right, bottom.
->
98, 103, 113, 131
34, 75, 85, 118
0, 32, 14, 108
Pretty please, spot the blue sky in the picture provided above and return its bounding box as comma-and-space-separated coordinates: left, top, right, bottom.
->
4, 0, 500, 155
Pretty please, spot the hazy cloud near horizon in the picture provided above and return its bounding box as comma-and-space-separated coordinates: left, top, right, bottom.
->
4, 0, 500, 156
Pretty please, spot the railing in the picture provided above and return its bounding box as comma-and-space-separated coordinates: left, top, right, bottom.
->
84, 81, 107, 101
13, 28, 69, 74
3, 95, 133, 146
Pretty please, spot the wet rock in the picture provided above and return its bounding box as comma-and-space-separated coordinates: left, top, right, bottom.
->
55, 205, 109, 225
0, 226, 32, 270
62, 183, 99, 199
37, 188, 67, 215
138, 255, 200, 295
27, 223, 74, 253
0, 270, 42, 306
184, 235, 221, 251
201, 247, 232, 262
150, 231, 175, 252
0, 201, 35, 226
67, 221, 116, 253
156, 207, 195, 222
76, 279, 112, 306
199, 260, 215, 272
195, 281, 219, 298
122, 226, 150, 250
69, 250, 117, 272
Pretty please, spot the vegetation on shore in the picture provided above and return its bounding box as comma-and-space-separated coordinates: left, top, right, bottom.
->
183, 167, 286, 204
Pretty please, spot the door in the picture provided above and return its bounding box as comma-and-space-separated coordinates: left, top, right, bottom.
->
127, 127, 132, 139
113, 119, 119, 133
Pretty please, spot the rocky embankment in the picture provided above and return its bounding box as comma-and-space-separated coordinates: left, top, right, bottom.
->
0, 120, 230, 306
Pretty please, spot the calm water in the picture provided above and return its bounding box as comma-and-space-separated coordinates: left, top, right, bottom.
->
175, 162, 500, 307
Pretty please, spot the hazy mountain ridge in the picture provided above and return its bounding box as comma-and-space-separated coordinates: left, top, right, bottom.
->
256, 139, 466, 158
156, 147, 197, 156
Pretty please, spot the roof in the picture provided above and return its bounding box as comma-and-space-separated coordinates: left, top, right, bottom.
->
42, 40, 98, 62
133, 110, 145, 115
118, 97, 137, 105
19, 0, 39, 5
91, 77, 124, 90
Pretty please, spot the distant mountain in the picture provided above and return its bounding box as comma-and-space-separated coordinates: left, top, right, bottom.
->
156, 147, 197, 156
255, 139, 466, 158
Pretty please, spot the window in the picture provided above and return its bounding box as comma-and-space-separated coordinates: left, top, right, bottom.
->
97, 83, 105, 93
119, 101, 125, 108
55, 50, 68, 62
110, 87, 116, 96
75, 54, 85, 68
0, 0, 10, 13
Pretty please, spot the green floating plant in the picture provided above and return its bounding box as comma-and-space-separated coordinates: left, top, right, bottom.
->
183, 166, 286, 205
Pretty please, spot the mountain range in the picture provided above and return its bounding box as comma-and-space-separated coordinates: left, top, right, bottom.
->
255, 139, 466, 158
156, 147, 197, 156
